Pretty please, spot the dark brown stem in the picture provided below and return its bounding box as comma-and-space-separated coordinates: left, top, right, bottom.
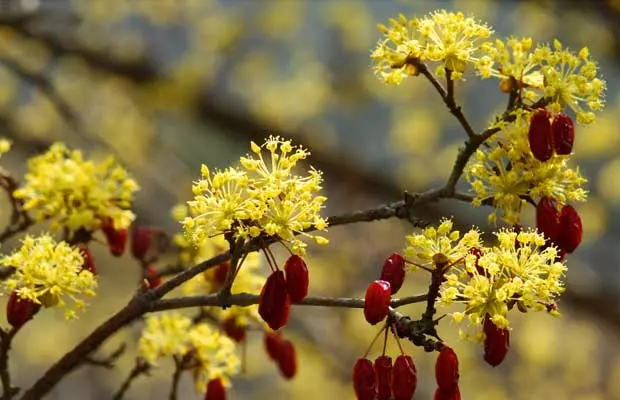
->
168, 357, 183, 400
111, 359, 150, 400
0, 328, 18, 400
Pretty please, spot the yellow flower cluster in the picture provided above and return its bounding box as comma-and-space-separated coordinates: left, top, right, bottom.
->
138, 312, 240, 391
438, 229, 565, 341
466, 109, 588, 224
0, 234, 97, 319
371, 10, 492, 83
14, 142, 139, 233
183, 136, 328, 255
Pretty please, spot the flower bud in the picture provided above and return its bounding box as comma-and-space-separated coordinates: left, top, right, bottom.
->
259, 271, 291, 330
204, 378, 226, 400
7, 291, 39, 329
435, 346, 459, 391
364, 280, 391, 325
483, 315, 510, 367
284, 255, 309, 302
145, 265, 162, 289
380, 253, 405, 294
536, 197, 559, 242
556, 205, 582, 253
434, 386, 461, 400
551, 113, 575, 155
131, 225, 151, 260
276, 339, 297, 379
528, 109, 553, 162
392, 355, 417, 400
78, 245, 97, 275
101, 219, 127, 257
374, 355, 392, 400
352, 358, 376, 400
222, 316, 246, 343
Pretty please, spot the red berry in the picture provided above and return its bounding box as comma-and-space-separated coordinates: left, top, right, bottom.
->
258, 271, 290, 331
130, 225, 151, 260
213, 262, 230, 288
284, 255, 309, 302
264, 332, 284, 361
483, 315, 510, 367
6, 291, 39, 329
551, 113, 575, 155
374, 355, 392, 400
556, 205, 582, 253
145, 266, 162, 289
352, 358, 376, 400
392, 355, 417, 400
536, 197, 559, 242
380, 253, 406, 295
434, 386, 461, 400
222, 316, 246, 343
101, 219, 128, 257
276, 339, 297, 379
364, 280, 391, 325
205, 378, 226, 400
435, 346, 459, 391
528, 109, 553, 162
78, 245, 97, 275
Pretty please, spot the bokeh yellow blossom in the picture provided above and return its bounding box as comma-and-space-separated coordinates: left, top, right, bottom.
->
0, 234, 97, 320
13, 142, 139, 233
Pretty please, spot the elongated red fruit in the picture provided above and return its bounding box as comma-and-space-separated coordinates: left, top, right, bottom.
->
364, 280, 391, 325
528, 108, 553, 162
483, 315, 510, 367
536, 197, 559, 242
259, 271, 291, 331
222, 316, 246, 343
7, 291, 40, 329
435, 346, 459, 391
284, 255, 309, 302
352, 358, 376, 400
380, 253, 405, 294
276, 339, 297, 379
392, 355, 417, 400
205, 378, 226, 400
264, 332, 284, 361
101, 219, 127, 257
131, 225, 151, 260
556, 205, 582, 253
375, 355, 393, 400
551, 113, 575, 155
434, 386, 461, 400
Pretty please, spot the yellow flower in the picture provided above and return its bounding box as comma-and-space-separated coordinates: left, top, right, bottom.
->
138, 312, 192, 365
184, 136, 328, 256
438, 228, 565, 341
13, 142, 139, 233
1, 234, 97, 319
190, 324, 241, 390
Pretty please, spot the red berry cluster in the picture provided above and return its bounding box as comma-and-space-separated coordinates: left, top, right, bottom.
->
264, 332, 297, 379
528, 109, 575, 161
363, 254, 406, 326
259, 255, 309, 331
536, 196, 583, 257
353, 354, 417, 400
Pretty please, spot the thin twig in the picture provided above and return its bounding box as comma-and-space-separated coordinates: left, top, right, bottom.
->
168, 356, 183, 400
81, 343, 126, 370
111, 359, 150, 400
0, 328, 18, 400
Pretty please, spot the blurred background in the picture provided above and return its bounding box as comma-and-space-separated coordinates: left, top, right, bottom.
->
0, 0, 619, 399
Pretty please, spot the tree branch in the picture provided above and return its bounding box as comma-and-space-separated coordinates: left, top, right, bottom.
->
111, 359, 150, 400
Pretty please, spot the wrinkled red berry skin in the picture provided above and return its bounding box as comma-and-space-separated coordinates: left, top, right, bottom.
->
7, 291, 40, 329
284, 255, 309, 302
79, 245, 97, 275
222, 317, 246, 343
374, 355, 393, 400
364, 280, 392, 325
259, 271, 291, 331
434, 386, 461, 400
556, 205, 582, 253
392, 355, 417, 400
536, 197, 559, 242
551, 114, 575, 155
264, 332, 284, 361
380, 254, 406, 295
276, 340, 297, 379
145, 266, 162, 289
435, 347, 459, 391
483, 316, 510, 367
353, 358, 376, 400
205, 378, 226, 400
528, 109, 553, 162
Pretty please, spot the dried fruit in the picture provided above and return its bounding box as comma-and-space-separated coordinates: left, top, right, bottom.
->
380, 253, 406, 294
556, 205, 582, 253
435, 346, 459, 391
79, 245, 97, 275
352, 358, 376, 400
222, 316, 246, 343
536, 197, 559, 242
375, 355, 393, 400
551, 113, 575, 155
204, 378, 226, 400
259, 271, 291, 330
528, 108, 553, 162
131, 225, 151, 260
364, 280, 391, 325
7, 291, 39, 329
284, 255, 309, 302
434, 386, 461, 400
145, 265, 162, 289
276, 339, 297, 379
101, 219, 128, 257
483, 315, 510, 367
392, 355, 417, 400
